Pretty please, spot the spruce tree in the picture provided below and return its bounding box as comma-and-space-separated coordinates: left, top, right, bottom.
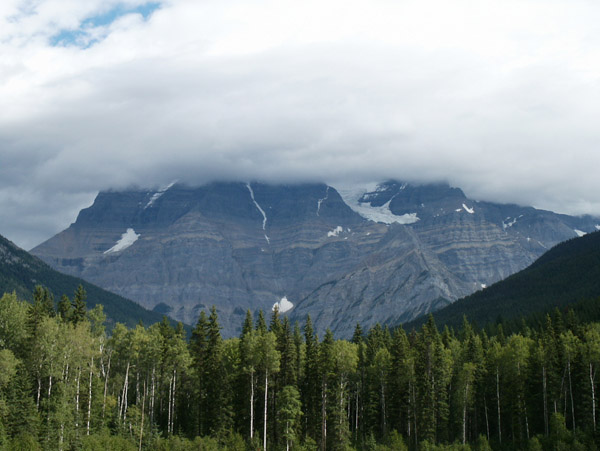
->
58, 295, 72, 322
302, 315, 320, 442
71, 285, 87, 325
205, 306, 227, 434
190, 311, 208, 435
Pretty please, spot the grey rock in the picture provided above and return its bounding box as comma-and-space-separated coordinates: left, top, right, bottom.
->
32, 181, 599, 337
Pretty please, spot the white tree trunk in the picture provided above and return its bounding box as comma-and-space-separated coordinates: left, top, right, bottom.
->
496, 367, 501, 444
171, 369, 177, 434
380, 379, 386, 435
102, 353, 111, 420
263, 371, 269, 451
543, 366, 548, 436
286, 420, 290, 451
321, 380, 327, 451
120, 361, 130, 421
150, 366, 156, 427
168, 375, 173, 435
250, 370, 255, 439
76, 366, 82, 430
590, 363, 596, 432
139, 381, 146, 451
463, 381, 469, 444
568, 359, 576, 430
37, 376, 42, 410
87, 356, 93, 435
355, 388, 359, 434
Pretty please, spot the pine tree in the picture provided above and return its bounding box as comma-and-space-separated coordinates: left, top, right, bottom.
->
302, 315, 320, 442
318, 329, 335, 450
278, 385, 302, 451
414, 315, 450, 443
190, 311, 208, 435
58, 295, 72, 323
205, 307, 227, 435
256, 310, 267, 335
389, 327, 414, 443
330, 340, 358, 450
71, 285, 87, 325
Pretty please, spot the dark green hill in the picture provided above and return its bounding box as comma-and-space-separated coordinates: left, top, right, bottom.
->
0, 233, 175, 329
406, 230, 600, 330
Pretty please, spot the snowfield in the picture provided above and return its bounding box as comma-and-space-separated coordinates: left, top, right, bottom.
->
332, 183, 419, 225
104, 228, 140, 254
272, 296, 294, 313
145, 181, 177, 209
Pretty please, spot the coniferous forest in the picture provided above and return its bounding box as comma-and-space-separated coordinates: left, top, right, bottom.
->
1, 287, 600, 450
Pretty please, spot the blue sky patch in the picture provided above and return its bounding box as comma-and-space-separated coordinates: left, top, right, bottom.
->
50, 2, 161, 48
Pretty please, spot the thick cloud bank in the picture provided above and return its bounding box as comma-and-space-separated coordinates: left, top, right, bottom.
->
2, 0, 600, 249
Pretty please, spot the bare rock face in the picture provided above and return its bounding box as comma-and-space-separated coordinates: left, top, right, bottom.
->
32, 181, 599, 337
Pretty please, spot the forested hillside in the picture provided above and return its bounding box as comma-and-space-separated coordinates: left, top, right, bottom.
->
0, 288, 598, 450
410, 230, 600, 331
0, 234, 171, 328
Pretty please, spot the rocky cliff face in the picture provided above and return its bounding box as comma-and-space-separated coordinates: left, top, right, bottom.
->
32, 181, 599, 337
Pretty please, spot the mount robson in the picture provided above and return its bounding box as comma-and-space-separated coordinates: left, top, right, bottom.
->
31, 180, 600, 337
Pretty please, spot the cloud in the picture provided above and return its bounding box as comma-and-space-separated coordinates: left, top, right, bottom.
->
2, 0, 600, 249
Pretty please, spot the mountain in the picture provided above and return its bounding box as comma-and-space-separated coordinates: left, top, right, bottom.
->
31, 180, 599, 337
0, 233, 171, 329
407, 230, 600, 331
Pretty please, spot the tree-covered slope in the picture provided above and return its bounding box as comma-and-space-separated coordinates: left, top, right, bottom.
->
408, 230, 600, 330
0, 233, 171, 328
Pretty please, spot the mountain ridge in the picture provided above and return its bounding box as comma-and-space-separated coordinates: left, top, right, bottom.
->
406, 230, 600, 331
31, 180, 600, 337
0, 233, 175, 329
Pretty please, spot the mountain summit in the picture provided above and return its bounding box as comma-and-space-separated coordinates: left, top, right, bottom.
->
32, 181, 599, 337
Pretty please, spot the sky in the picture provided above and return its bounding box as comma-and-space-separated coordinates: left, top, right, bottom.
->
1, 0, 600, 250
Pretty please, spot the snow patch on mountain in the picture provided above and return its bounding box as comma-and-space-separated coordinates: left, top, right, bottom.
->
144, 181, 177, 209
462, 203, 474, 214
332, 183, 419, 225
317, 186, 330, 216
328, 226, 343, 237
247, 183, 270, 244
104, 228, 140, 254
596, 225, 600, 231
574, 229, 586, 237
503, 217, 517, 229
273, 296, 293, 313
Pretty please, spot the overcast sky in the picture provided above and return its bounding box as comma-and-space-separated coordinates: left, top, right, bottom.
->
2, 0, 600, 250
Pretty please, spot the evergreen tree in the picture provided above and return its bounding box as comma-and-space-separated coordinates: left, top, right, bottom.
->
302, 315, 320, 442
190, 311, 208, 435
256, 310, 267, 335
57, 295, 72, 323
389, 327, 414, 444
330, 340, 358, 450
205, 307, 227, 435
278, 385, 302, 451
71, 285, 87, 325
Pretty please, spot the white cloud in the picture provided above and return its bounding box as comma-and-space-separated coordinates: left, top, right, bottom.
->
2, 0, 600, 248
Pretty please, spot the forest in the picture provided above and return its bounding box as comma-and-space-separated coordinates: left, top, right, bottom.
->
0, 286, 599, 450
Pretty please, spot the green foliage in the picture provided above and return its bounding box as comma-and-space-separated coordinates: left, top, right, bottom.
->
80, 431, 136, 450
3, 287, 600, 449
